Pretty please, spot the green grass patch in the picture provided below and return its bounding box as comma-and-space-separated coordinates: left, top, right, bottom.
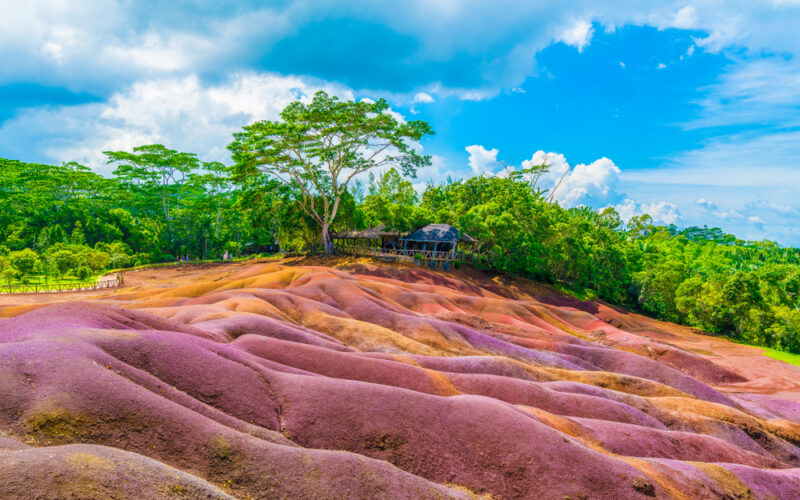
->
757, 346, 800, 367
6, 274, 101, 286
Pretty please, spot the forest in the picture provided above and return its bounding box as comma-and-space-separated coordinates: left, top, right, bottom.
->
1, 92, 799, 353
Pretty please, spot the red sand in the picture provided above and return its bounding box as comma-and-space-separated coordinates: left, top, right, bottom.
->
1, 257, 800, 499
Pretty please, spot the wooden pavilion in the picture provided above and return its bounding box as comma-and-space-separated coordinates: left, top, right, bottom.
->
333, 223, 477, 267
400, 224, 477, 262
332, 224, 402, 254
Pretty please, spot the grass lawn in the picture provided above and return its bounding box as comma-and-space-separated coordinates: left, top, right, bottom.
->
6, 274, 101, 286
757, 346, 800, 367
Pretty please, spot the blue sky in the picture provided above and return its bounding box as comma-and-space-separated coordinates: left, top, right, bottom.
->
1, 1, 800, 244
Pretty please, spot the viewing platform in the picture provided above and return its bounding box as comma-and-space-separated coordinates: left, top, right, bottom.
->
333, 223, 478, 268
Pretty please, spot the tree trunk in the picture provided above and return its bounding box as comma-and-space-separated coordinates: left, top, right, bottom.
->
321, 223, 334, 255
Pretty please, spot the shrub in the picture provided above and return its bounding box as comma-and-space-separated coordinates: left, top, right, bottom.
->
9, 248, 39, 282
110, 253, 132, 268
0, 266, 17, 287
51, 250, 78, 278
133, 254, 150, 266
75, 266, 92, 280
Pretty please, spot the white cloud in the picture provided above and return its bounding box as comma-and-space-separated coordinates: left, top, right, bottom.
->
625, 129, 800, 188
412, 92, 435, 104
672, 5, 698, 29
696, 198, 717, 211
0, 72, 354, 172
465, 144, 502, 175
619, 61, 626, 69
4, 1, 800, 102
615, 198, 682, 225
695, 198, 744, 220
558, 20, 594, 52
553, 157, 623, 208
657, 62, 667, 69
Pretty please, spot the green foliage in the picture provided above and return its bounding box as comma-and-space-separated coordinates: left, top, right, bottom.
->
0, 266, 17, 287
8, 248, 39, 280
50, 250, 78, 278
75, 266, 92, 280
1, 90, 800, 355
228, 91, 433, 253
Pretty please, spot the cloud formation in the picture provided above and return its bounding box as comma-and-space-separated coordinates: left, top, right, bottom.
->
0, 73, 353, 172
465, 145, 503, 175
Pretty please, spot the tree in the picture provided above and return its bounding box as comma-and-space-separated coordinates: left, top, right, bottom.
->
228, 91, 433, 254
51, 250, 78, 278
0, 266, 15, 289
76, 265, 92, 280
104, 145, 200, 224
8, 248, 38, 282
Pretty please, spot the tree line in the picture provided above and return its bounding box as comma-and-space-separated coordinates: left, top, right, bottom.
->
1, 92, 798, 352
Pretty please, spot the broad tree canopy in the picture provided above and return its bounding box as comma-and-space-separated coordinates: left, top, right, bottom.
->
105, 144, 200, 223
227, 91, 433, 253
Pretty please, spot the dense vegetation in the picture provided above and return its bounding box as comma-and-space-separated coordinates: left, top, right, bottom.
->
1, 92, 798, 352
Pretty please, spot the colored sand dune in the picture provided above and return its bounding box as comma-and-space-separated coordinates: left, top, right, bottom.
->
2, 259, 800, 499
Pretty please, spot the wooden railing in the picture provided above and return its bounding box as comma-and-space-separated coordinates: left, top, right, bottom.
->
0, 278, 120, 295
0, 254, 273, 296
336, 245, 469, 262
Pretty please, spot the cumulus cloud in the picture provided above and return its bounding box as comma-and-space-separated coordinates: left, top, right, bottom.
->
671, 5, 698, 29
748, 216, 765, 230
465, 145, 502, 176
4, 1, 800, 104
558, 20, 594, 52
412, 92, 435, 103
496, 149, 681, 224
552, 157, 623, 208
695, 198, 744, 220
615, 199, 682, 225
696, 198, 717, 211
0, 72, 354, 171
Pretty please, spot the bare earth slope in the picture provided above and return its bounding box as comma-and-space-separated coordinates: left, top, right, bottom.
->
2, 257, 800, 499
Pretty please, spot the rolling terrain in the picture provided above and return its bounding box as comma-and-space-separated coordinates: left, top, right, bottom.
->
2, 258, 800, 499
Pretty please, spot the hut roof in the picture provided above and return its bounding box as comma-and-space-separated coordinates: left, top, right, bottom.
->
332, 224, 400, 239
401, 224, 476, 243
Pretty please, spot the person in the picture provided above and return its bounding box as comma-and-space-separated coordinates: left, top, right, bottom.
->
223, 250, 229, 261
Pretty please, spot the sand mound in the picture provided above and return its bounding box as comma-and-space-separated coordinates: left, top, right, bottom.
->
1, 259, 800, 498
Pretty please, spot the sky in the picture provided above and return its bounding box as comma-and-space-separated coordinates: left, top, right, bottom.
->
1, 1, 800, 244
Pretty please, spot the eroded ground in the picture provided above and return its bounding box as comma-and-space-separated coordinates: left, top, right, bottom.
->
2, 257, 800, 499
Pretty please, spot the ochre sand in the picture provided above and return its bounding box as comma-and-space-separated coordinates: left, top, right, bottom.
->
1, 257, 800, 499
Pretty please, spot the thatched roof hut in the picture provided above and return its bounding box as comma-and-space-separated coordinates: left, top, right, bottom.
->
401, 224, 476, 244
333, 224, 399, 240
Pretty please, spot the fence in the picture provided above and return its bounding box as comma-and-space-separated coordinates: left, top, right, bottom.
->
336, 245, 474, 262
0, 254, 277, 296
0, 278, 120, 295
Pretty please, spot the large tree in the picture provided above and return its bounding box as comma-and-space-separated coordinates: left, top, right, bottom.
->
228, 91, 433, 253
104, 145, 200, 223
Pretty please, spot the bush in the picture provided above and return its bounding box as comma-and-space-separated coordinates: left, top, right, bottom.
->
110, 253, 132, 268
75, 266, 92, 280
84, 250, 111, 271
133, 254, 150, 266
0, 267, 16, 286
8, 248, 39, 280
51, 250, 78, 278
